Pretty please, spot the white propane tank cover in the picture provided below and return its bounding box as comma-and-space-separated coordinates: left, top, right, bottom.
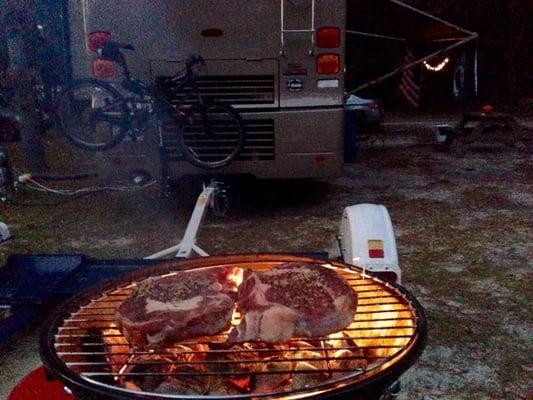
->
339, 204, 401, 284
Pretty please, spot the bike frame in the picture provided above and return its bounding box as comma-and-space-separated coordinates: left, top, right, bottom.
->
93, 54, 205, 134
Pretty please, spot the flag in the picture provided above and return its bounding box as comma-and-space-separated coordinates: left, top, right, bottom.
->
399, 49, 420, 108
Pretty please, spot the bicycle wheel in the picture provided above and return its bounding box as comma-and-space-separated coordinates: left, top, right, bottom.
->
55, 79, 128, 151
179, 102, 245, 169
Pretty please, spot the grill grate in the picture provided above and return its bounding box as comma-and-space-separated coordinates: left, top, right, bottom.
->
43, 257, 425, 399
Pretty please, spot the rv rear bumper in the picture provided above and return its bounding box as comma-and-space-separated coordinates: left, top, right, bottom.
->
167, 106, 345, 179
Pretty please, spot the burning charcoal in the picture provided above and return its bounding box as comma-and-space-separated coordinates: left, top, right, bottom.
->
291, 361, 330, 389
204, 342, 258, 391
330, 348, 368, 379
208, 342, 279, 373
290, 340, 330, 389
118, 354, 177, 392
170, 343, 209, 363
155, 367, 211, 395
227, 343, 292, 393
206, 342, 291, 393
152, 343, 213, 395
327, 333, 368, 378
208, 376, 245, 396
252, 358, 292, 393
102, 328, 131, 373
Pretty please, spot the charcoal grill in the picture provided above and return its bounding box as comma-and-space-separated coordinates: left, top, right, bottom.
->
40, 254, 426, 400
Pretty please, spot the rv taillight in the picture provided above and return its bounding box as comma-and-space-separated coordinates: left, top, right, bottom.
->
317, 54, 340, 74
317, 27, 341, 48
88, 31, 111, 51
91, 58, 117, 78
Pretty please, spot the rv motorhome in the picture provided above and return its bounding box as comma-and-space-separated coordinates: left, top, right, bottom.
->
68, 0, 346, 179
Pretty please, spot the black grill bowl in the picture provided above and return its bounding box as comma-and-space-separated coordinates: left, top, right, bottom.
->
40, 254, 426, 400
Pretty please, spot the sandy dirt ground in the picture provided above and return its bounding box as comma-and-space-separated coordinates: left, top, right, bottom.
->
0, 127, 531, 399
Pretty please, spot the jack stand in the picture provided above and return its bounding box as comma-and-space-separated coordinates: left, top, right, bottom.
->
145, 180, 227, 259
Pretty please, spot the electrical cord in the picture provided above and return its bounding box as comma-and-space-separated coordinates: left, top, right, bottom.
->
3, 168, 157, 207
12, 167, 155, 194
23, 176, 157, 196
4, 181, 157, 207
30, 172, 99, 181
4, 180, 157, 207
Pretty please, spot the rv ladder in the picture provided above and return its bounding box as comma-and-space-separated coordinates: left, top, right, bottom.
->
280, 0, 316, 55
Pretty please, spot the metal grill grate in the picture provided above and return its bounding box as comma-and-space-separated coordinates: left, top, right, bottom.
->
43, 257, 425, 399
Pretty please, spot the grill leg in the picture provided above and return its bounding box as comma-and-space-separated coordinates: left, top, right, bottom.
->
379, 381, 401, 400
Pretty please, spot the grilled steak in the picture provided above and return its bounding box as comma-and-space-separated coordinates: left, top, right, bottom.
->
228, 262, 357, 343
116, 267, 238, 347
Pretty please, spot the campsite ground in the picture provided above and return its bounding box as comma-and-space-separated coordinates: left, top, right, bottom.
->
0, 121, 531, 399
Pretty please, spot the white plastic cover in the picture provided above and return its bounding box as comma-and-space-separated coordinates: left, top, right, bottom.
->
339, 204, 401, 283
0, 222, 11, 243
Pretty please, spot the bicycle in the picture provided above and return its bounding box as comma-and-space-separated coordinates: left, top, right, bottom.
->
54, 41, 245, 169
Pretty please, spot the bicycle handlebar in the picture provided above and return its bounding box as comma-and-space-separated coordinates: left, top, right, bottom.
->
186, 54, 206, 69
167, 55, 206, 84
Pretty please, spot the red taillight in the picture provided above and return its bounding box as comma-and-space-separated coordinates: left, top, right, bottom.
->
369, 249, 385, 258
88, 31, 111, 51
317, 54, 340, 74
91, 58, 117, 78
317, 27, 341, 48
368, 240, 385, 259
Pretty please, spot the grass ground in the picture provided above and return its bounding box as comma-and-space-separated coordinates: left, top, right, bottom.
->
0, 130, 531, 399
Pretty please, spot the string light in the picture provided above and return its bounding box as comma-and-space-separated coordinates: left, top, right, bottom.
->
423, 57, 450, 72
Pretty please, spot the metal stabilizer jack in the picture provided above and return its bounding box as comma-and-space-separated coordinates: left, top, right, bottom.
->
145, 180, 228, 259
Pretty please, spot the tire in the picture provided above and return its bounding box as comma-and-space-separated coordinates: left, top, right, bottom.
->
179, 102, 245, 169
55, 79, 128, 151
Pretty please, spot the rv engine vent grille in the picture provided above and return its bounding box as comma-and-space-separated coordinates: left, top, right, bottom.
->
157, 75, 276, 106
160, 117, 275, 162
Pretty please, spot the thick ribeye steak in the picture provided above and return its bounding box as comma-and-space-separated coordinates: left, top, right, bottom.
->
228, 262, 357, 343
116, 267, 237, 347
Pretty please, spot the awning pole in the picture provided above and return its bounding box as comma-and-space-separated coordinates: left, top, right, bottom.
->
474, 38, 479, 96
346, 30, 407, 42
